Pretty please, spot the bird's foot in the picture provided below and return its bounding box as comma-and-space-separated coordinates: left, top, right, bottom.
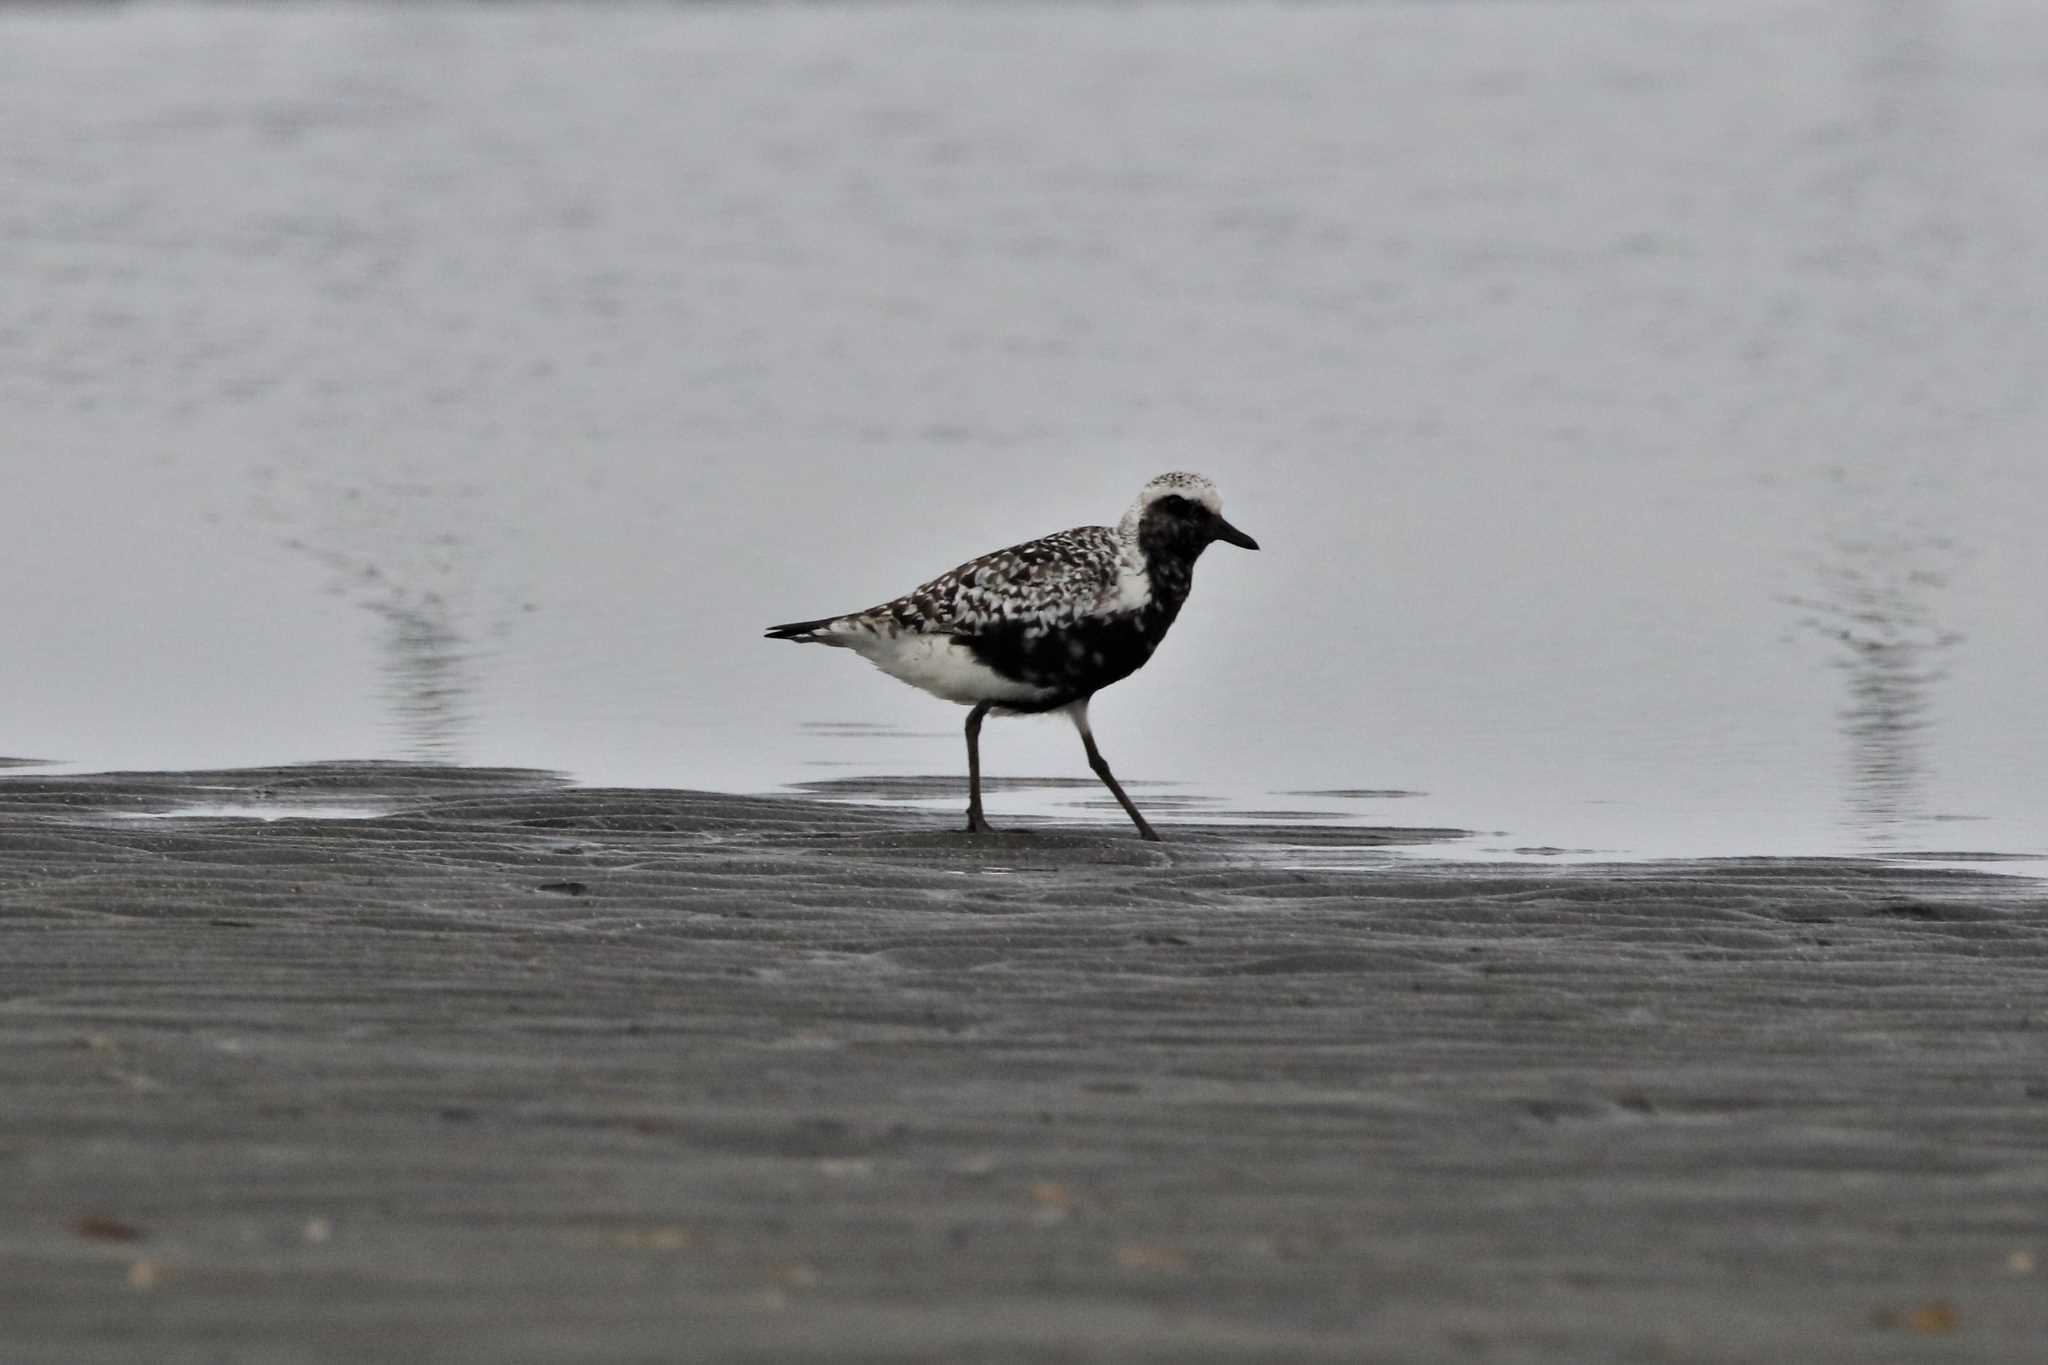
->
1135, 824, 1164, 843
963, 811, 998, 835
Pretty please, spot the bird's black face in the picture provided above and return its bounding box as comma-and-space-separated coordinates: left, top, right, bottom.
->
1139, 493, 1261, 560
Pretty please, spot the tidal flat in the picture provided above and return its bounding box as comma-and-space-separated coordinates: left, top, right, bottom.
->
2, 763, 2044, 1363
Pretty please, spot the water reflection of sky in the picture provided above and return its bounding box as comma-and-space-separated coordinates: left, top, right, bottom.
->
3, 1, 2044, 867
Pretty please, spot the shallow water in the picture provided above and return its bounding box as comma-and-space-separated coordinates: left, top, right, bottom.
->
5, 0, 2045, 869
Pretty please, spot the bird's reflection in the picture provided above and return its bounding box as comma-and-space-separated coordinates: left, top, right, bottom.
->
368, 595, 470, 763
258, 472, 497, 766
284, 537, 481, 764
1792, 529, 1960, 844
1785, 1, 1966, 846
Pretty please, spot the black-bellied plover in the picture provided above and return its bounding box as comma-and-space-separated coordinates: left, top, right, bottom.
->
766, 472, 1258, 841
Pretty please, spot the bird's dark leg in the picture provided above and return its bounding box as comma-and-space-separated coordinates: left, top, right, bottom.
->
1070, 700, 1162, 842
963, 701, 996, 834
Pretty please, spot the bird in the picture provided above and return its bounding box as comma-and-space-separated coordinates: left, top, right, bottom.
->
765, 472, 1258, 841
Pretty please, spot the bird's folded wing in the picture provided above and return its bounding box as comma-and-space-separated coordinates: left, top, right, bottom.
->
878, 528, 1124, 637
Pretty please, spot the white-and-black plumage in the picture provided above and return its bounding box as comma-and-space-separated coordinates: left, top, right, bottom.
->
766, 472, 1258, 841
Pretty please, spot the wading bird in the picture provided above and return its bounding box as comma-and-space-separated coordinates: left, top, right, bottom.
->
766, 472, 1258, 841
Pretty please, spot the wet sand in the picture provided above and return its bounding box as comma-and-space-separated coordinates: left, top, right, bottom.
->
2, 763, 2044, 1363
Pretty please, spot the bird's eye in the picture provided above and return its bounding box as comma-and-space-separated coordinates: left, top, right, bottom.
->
1158, 494, 1190, 512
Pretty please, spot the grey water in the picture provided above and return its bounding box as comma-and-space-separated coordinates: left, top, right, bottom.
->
5, 0, 2045, 872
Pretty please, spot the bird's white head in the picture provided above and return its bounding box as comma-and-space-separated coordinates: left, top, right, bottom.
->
1117, 472, 1260, 553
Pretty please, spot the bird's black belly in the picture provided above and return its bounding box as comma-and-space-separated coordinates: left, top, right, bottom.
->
959, 610, 1172, 713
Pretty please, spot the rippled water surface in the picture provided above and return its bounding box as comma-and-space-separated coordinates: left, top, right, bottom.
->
6, 0, 2045, 869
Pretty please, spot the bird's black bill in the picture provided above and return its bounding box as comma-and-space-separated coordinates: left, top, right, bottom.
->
1214, 517, 1259, 551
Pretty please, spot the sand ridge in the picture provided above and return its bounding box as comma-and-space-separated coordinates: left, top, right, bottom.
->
2, 763, 2044, 1362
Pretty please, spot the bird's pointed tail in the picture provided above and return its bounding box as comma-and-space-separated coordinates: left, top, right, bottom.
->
764, 615, 846, 643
